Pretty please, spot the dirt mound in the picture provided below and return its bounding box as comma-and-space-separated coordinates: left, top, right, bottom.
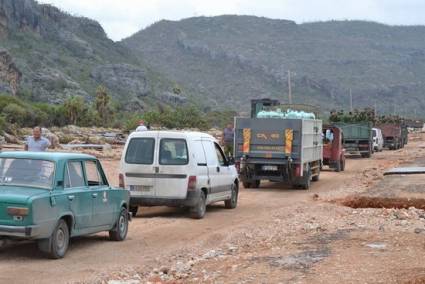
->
337, 196, 425, 210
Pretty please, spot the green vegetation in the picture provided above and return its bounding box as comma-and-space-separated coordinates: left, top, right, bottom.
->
0, 91, 234, 133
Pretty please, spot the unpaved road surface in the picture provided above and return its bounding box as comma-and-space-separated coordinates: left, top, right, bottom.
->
1, 135, 425, 283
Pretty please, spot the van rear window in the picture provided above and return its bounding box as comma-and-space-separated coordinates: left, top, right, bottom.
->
125, 138, 155, 164
159, 139, 188, 165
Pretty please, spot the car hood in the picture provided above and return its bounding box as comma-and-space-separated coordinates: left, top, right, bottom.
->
0, 186, 48, 204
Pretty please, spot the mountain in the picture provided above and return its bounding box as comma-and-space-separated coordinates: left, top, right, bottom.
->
123, 16, 425, 115
0, 0, 187, 111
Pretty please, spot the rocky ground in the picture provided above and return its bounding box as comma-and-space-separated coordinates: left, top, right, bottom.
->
0, 133, 424, 284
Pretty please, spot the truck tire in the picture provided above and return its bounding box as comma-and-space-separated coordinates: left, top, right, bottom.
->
361, 151, 371, 158
38, 219, 69, 259
190, 192, 206, 219
341, 158, 346, 171
335, 161, 341, 172
242, 182, 252, 189
312, 168, 320, 182
129, 206, 138, 217
109, 207, 129, 241
252, 180, 261, 188
300, 168, 312, 190
225, 183, 238, 209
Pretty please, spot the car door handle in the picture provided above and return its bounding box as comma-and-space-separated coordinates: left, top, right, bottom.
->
68, 195, 75, 201
216, 166, 220, 173
92, 193, 98, 198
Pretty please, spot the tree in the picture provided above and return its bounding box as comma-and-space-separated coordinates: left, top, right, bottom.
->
64, 96, 85, 125
95, 85, 113, 126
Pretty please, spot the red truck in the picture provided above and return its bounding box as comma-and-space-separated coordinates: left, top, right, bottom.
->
376, 123, 402, 150
322, 126, 346, 172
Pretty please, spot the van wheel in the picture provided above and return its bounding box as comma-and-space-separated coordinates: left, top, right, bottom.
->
129, 206, 138, 217
38, 219, 69, 259
225, 183, 238, 209
190, 192, 206, 219
109, 208, 129, 241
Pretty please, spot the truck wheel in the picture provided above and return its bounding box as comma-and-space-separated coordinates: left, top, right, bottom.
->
190, 192, 206, 219
109, 207, 129, 241
300, 169, 311, 190
129, 206, 138, 217
361, 152, 371, 158
341, 158, 346, 171
38, 219, 69, 259
225, 183, 238, 209
252, 180, 261, 188
242, 182, 252, 189
335, 161, 341, 172
312, 168, 320, 182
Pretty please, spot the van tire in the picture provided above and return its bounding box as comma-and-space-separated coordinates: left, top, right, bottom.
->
190, 192, 206, 219
225, 183, 238, 209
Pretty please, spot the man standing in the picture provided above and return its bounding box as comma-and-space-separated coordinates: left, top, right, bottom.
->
25, 127, 51, 152
223, 123, 234, 156
135, 120, 148, 132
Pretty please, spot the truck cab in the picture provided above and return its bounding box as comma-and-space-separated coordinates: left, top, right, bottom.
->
322, 126, 346, 172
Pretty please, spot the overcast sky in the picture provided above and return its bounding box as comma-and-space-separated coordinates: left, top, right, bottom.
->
38, 0, 425, 41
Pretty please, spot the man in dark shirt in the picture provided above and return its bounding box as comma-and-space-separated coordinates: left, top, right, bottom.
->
223, 123, 234, 157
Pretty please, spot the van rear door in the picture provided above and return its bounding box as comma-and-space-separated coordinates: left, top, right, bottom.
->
155, 134, 190, 199
123, 134, 157, 198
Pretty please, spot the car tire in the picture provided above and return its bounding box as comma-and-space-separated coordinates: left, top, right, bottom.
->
129, 206, 138, 217
225, 183, 238, 209
190, 191, 206, 219
38, 219, 69, 259
109, 208, 129, 241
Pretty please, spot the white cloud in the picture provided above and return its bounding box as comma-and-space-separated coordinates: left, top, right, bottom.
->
37, 0, 425, 41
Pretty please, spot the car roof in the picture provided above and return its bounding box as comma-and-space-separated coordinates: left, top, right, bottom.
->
128, 130, 216, 141
0, 151, 96, 162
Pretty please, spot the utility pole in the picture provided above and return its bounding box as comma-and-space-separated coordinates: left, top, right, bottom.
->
349, 88, 353, 112
374, 102, 377, 116
288, 70, 292, 105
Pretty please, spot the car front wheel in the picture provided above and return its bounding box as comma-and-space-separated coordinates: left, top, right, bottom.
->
38, 219, 69, 259
109, 208, 129, 241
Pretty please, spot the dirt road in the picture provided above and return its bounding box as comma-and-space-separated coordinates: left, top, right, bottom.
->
1, 136, 424, 283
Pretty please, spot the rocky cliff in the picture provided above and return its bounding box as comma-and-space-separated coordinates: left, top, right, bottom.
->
0, 0, 184, 109
123, 16, 425, 114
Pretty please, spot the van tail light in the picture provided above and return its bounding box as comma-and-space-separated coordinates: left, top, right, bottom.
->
119, 173, 125, 188
187, 176, 197, 191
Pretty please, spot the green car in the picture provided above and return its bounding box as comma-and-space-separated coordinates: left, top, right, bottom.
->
0, 151, 130, 259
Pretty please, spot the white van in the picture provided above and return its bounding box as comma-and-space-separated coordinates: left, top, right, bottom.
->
119, 131, 239, 219
372, 128, 384, 152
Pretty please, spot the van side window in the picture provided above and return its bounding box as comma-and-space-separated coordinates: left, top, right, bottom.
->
214, 143, 227, 167
159, 139, 188, 165
65, 161, 85, 188
125, 138, 155, 165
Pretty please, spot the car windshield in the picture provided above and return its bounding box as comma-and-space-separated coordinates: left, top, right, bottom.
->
0, 158, 55, 189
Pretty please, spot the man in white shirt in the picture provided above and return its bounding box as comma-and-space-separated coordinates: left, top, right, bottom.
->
135, 120, 148, 132
25, 127, 51, 152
